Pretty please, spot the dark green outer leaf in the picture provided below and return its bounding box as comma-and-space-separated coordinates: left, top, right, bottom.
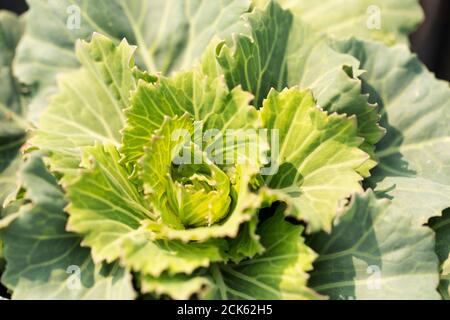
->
0, 154, 135, 299
0, 11, 26, 210
335, 39, 450, 226
308, 191, 440, 300
208, 211, 321, 300
429, 210, 450, 300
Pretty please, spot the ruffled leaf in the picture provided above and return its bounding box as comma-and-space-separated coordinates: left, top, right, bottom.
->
215, 1, 384, 175
66, 143, 150, 263
120, 231, 225, 277
261, 88, 368, 232
207, 211, 320, 300
140, 273, 212, 300
31, 33, 137, 180
139, 114, 232, 229
124, 72, 267, 241
122, 66, 260, 165
66, 143, 225, 276
217, 2, 293, 108
145, 161, 264, 243
226, 215, 264, 262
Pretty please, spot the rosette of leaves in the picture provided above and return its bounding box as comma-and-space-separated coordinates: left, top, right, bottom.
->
2, 22, 373, 297
2, 0, 449, 301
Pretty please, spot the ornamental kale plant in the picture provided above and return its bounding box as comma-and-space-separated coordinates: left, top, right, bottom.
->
0, 0, 449, 300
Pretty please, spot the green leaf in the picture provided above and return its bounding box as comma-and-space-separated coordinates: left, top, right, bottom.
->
139, 114, 233, 229
15, 0, 251, 121
0, 11, 24, 121
120, 231, 226, 277
285, 23, 384, 175
253, 0, 423, 45
31, 33, 137, 180
226, 215, 264, 262
335, 39, 450, 226
429, 210, 450, 300
37, 33, 268, 275
0, 154, 21, 210
138, 114, 265, 244
122, 65, 259, 165
217, 2, 293, 108
215, 2, 384, 175
208, 211, 320, 300
335, 39, 450, 297
121, 59, 269, 244
66, 143, 225, 276
138, 114, 194, 229
140, 273, 211, 300
0, 11, 26, 209
261, 88, 368, 232
441, 258, 450, 300
308, 191, 440, 300
0, 153, 135, 300
66, 143, 150, 262
145, 164, 265, 245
